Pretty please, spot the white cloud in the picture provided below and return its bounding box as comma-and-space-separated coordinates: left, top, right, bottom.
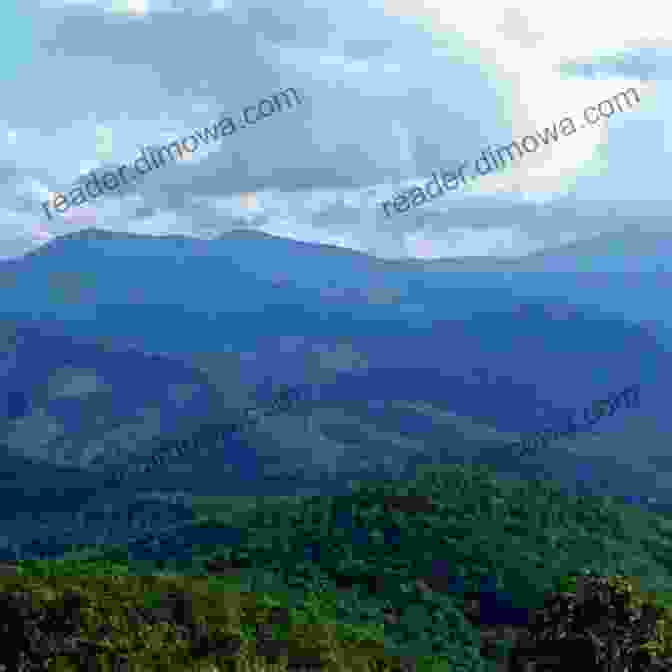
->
384, 0, 660, 200
2, 0, 669, 259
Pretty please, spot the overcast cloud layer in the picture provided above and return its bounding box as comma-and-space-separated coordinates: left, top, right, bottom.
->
0, 0, 666, 260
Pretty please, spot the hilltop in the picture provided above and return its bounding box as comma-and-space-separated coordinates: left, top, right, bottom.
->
6, 461, 672, 670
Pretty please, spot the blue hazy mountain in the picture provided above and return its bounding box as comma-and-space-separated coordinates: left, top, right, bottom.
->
0, 226, 670, 554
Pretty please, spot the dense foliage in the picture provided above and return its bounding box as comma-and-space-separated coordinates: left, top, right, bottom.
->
9, 461, 672, 670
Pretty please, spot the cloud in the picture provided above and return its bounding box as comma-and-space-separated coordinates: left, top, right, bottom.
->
0, 0, 668, 260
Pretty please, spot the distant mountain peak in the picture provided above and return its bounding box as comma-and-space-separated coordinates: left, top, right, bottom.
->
26, 228, 199, 259
26, 228, 144, 257
56, 228, 132, 241
216, 228, 280, 241
45, 227, 273, 247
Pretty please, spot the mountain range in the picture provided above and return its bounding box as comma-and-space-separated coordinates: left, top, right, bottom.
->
0, 225, 670, 559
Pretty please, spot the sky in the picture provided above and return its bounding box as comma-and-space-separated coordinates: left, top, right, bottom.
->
1, 0, 666, 260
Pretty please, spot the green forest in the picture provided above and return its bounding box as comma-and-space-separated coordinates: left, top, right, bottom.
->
6, 461, 672, 670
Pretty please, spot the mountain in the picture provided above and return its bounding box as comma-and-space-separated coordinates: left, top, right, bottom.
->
0, 320, 224, 557
411, 224, 672, 273
505, 228, 672, 273
0, 227, 671, 561
0, 319, 226, 468
35, 460, 672, 671
403, 224, 672, 334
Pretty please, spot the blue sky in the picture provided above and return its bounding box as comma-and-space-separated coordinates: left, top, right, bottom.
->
2, 0, 667, 260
